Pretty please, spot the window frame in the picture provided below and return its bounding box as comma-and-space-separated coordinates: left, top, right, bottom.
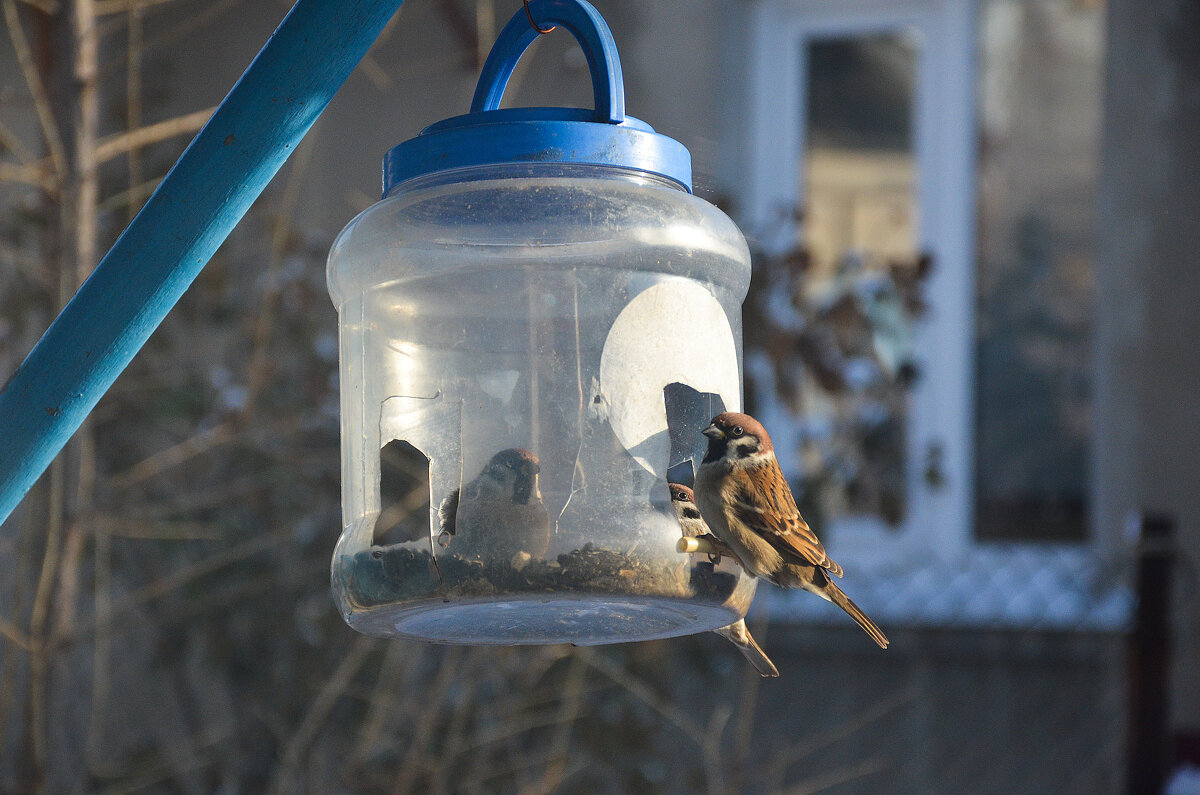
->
737, 0, 1104, 588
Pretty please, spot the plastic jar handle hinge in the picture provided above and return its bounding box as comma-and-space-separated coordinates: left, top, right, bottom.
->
469, 0, 625, 125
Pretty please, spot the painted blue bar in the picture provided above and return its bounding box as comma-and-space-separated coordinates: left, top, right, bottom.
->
0, 0, 405, 523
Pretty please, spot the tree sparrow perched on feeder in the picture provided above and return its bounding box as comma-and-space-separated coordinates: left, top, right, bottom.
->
671, 483, 779, 677
694, 413, 889, 649
438, 448, 550, 565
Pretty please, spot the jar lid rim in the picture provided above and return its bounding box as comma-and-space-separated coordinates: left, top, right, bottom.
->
383, 107, 692, 196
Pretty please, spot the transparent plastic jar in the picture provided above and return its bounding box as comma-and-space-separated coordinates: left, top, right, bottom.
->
327, 0, 754, 644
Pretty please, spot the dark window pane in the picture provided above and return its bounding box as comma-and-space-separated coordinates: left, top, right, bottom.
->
973, 0, 1104, 541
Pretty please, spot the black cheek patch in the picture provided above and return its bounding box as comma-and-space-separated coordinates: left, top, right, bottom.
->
702, 437, 727, 464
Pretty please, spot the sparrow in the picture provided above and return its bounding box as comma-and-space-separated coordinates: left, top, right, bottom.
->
438, 448, 551, 565
694, 413, 889, 649
670, 483, 780, 677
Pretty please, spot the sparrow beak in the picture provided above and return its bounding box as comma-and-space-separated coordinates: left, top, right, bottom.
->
701, 423, 724, 440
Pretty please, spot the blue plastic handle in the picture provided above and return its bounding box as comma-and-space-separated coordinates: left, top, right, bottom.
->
470, 0, 625, 124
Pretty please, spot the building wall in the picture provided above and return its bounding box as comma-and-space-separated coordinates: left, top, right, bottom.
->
1096, 0, 1200, 742
156, 2, 739, 238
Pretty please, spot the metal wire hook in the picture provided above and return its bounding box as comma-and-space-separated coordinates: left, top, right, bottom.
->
523, 0, 556, 34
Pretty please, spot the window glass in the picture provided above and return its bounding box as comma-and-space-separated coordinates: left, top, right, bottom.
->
797, 32, 920, 523
805, 33, 919, 281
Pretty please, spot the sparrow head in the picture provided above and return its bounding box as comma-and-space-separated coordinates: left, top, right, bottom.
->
480, 448, 541, 504
701, 412, 774, 463
670, 483, 703, 517
668, 482, 707, 531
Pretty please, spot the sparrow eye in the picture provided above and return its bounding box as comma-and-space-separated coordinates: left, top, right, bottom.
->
730, 425, 744, 438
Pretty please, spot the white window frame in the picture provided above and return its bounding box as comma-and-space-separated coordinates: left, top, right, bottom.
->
740, 0, 979, 568
735, 0, 1128, 631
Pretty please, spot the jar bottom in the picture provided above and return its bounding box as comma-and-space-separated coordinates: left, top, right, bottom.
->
343, 594, 742, 645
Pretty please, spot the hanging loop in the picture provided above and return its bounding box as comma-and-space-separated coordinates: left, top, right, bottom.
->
523, 0, 556, 34
471, 0, 625, 125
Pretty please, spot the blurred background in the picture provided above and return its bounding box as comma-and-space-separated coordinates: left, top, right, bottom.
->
1, 0, 1198, 792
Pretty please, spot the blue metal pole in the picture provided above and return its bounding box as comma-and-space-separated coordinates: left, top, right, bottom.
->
0, 0, 405, 523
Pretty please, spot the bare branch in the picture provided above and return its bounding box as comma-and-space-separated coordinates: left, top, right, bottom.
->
109, 420, 234, 489
702, 701, 733, 795
94, 172, 161, 214
574, 647, 707, 748
56, 531, 287, 646
0, 117, 39, 166
453, 699, 602, 756
350, 640, 410, 769
108, 415, 312, 494
474, 0, 494, 68
93, 106, 215, 165
0, 160, 54, 190
86, 526, 111, 776
50, 522, 88, 638
74, 0, 101, 281
92, 722, 232, 795
100, 0, 237, 70
124, 0, 145, 222
127, 471, 278, 518
428, 667, 487, 792
29, 456, 66, 780
755, 686, 917, 787
356, 54, 392, 91
476, 747, 589, 789
0, 617, 32, 651
94, 514, 221, 540
29, 457, 65, 650
240, 126, 317, 413
15, 0, 57, 16
343, 187, 376, 214
393, 646, 467, 793
93, 0, 172, 15
0, 487, 40, 752
270, 635, 379, 795
352, 0, 403, 92
730, 617, 773, 778
2, 0, 67, 180
781, 757, 890, 795
532, 652, 588, 793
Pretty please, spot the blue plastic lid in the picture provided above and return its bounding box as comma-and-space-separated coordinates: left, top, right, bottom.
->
383, 0, 692, 196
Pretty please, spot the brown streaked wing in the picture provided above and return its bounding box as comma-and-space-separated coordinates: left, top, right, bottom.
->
726, 467, 844, 576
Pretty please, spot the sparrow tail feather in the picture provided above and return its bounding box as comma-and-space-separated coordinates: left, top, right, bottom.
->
714, 619, 780, 677
824, 581, 890, 649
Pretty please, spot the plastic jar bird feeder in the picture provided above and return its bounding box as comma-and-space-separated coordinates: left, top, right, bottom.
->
327, 0, 754, 644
